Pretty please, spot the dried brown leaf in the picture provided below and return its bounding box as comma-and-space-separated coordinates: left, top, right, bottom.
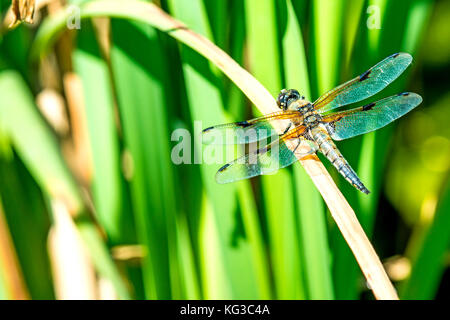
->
9, 0, 35, 27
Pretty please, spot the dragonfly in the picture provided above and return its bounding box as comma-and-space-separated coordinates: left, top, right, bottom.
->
202, 53, 422, 194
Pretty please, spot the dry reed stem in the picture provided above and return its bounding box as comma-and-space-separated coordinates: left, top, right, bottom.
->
63, 73, 94, 188
0, 201, 29, 299
82, 0, 399, 300
48, 199, 98, 299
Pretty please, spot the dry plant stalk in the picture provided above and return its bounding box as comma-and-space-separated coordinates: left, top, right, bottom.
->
0, 201, 29, 299
48, 199, 98, 299
61, 72, 94, 189
45, 0, 94, 189
82, 1, 399, 299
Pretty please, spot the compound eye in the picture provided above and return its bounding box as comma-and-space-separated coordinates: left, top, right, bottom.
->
276, 89, 301, 110
276, 89, 287, 108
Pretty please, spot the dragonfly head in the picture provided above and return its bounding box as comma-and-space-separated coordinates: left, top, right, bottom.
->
276, 89, 304, 111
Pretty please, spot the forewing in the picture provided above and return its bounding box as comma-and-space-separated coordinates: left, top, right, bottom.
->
323, 92, 422, 141
202, 110, 300, 145
313, 53, 412, 114
215, 134, 317, 184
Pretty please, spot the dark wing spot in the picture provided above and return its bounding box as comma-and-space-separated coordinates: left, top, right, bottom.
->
202, 126, 214, 133
218, 163, 230, 172
359, 69, 371, 81
362, 102, 376, 111
392, 52, 400, 58
397, 92, 410, 96
236, 121, 252, 128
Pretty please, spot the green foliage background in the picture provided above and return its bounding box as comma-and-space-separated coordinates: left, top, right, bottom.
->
0, 0, 449, 300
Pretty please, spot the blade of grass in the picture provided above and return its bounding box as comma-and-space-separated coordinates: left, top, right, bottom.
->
0, 93, 53, 299
366, 0, 388, 55
311, 0, 344, 96
0, 154, 54, 299
400, 0, 433, 54
203, 0, 226, 50
73, 20, 128, 244
224, 0, 246, 120
329, 3, 370, 299
197, 192, 230, 298
168, 0, 267, 299
342, 0, 365, 65
311, 0, 359, 299
157, 16, 205, 299
335, 0, 432, 299
0, 68, 81, 211
245, 0, 305, 299
358, 0, 432, 232
171, 48, 236, 299
357, 0, 405, 234
331, 0, 423, 299
236, 181, 272, 299
400, 178, 450, 299
281, 0, 334, 299
109, 19, 181, 299
175, 213, 201, 299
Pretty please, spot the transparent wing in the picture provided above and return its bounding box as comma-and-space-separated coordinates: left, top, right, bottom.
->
323, 92, 422, 141
216, 130, 317, 184
313, 53, 413, 114
202, 110, 301, 145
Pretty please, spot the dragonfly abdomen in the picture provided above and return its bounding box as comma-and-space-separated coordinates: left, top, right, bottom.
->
313, 127, 370, 194
333, 157, 370, 194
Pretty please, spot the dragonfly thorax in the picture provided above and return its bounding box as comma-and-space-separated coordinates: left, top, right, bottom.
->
295, 101, 314, 113
305, 114, 319, 124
